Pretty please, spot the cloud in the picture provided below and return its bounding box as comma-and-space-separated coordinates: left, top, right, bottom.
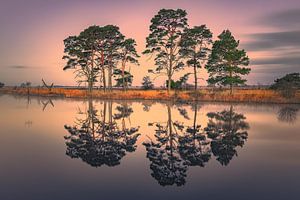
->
251, 65, 300, 74
251, 55, 300, 66
7, 65, 31, 69
259, 9, 300, 29
242, 8, 300, 78
243, 31, 300, 51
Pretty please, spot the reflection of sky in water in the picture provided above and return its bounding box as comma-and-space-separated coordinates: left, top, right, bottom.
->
0, 94, 299, 200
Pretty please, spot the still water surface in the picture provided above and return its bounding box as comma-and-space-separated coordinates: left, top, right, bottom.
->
0, 94, 299, 200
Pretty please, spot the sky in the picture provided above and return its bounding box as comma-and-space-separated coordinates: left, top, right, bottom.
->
0, 0, 300, 86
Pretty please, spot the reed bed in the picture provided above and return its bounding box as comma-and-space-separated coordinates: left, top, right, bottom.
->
1, 87, 299, 104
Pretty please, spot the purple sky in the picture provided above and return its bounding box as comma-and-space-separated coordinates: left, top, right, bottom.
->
0, 0, 300, 86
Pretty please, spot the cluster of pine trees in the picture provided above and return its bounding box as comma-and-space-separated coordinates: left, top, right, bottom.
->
63, 25, 139, 92
63, 8, 251, 94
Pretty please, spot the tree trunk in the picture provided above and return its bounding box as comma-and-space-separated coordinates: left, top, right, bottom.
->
193, 103, 197, 132
168, 74, 172, 94
122, 61, 126, 91
88, 99, 95, 139
89, 49, 95, 95
109, 101, 113, 124
229, 105, 233, 134
108, 66, 112, 92
100, 51, 106, 92
194, 64, 197, 91
168, 38, 174, 94
167, 104, 173, 156
102, 68, 106, 92
107, 54, 112, 92
88, 80, 93, 94
229, 63, 233, 95
103, 101, 107, 123
193, 103, 197, 146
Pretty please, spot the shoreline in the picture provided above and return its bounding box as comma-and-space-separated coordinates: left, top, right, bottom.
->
1, 87, 299, 104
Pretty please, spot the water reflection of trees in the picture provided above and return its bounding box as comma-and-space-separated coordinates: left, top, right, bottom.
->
144, 103, 249, 186
144, 104, 188, 186
277, 106, 299, 124
205, 106, 249, 166
64, 100, 140, 167
179, 104, 211, 167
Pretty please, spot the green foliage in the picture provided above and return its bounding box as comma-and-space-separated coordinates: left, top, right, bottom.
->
270, 73, 300, 98
141, 76, 154, 90
113, 69, 133, 87
62, 26, 102, 91
63, 25, 128, 92
120, 38, 140, 65
205, 30, 250, 93
119, 38, 140, 90
166, 73, 191, 89
143, 9, 188, 92
180, 25, 212, 68
179, 25, 212, 89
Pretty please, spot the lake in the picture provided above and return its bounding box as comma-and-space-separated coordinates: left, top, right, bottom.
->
0, 94, 299, 200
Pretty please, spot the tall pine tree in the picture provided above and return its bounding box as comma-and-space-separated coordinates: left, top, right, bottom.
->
143, 9, 188, 93
180, 25, 213, 91
205, 30, 250, 94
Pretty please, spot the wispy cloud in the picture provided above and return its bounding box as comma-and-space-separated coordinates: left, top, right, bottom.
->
251, 65, 300, 74
258, 9, 300, 29
243, 8, 300, 79
252, 55, 300, 66
243, 31, 300, 51
7, 65, 32, 69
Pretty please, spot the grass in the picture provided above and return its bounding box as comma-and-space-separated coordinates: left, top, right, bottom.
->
1, 87, 299, 104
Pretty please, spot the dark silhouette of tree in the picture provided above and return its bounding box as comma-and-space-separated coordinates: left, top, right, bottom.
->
177, 107, 190, 120
270, 73, 300, 98
64, 100, 140, 167
205, 30, 250, 94
118, 38, 140, 91
141, 76, 154, 90
277, 106, 299, 124
113, 69, 133, 88
142, 101, 154, 112
63, 26, 102, 93
204, 106, 249, 166
179, 25, 213, 91
101, 25, 125, 92
63, 25, 140, 93
143, 104, 187, 186
0, 82, 4, 88
166, 73, 191, 90
178, 104, 211, 167
143, 9, 188, 93
113, 102, 139, 152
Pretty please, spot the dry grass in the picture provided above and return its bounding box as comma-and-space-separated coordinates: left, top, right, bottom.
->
1, 87, 299, 104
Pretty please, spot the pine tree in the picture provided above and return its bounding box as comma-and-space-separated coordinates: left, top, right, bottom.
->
143, 9, 188, 93
205, 30, 250, 94
179, 25, 212, 90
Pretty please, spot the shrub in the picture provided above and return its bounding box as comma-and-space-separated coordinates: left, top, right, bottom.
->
270, 73, 300, 98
